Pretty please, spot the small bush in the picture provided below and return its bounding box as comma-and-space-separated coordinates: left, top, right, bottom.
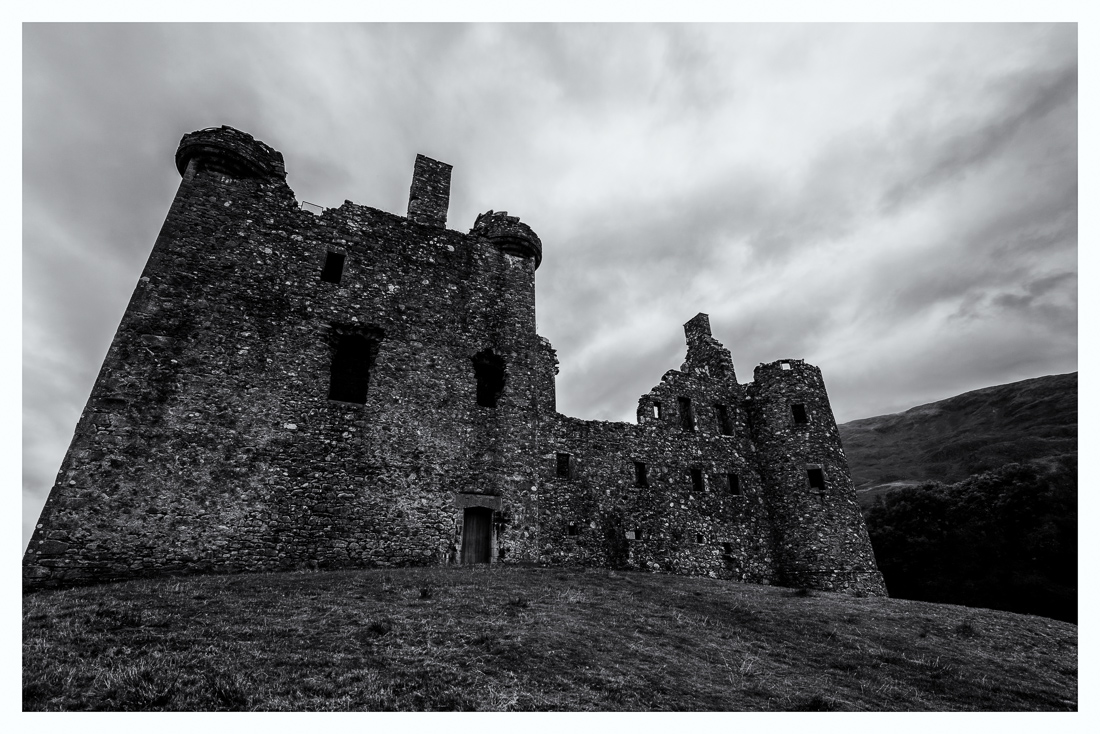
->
204, 671, 251, 710
954, 618, 978, 637
787, 693, 838, 711
369, 620, 392, 636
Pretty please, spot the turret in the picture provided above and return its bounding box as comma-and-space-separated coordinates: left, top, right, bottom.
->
746, 359, 886, 595
175, 126, 286, 180
470, 210, 543, 269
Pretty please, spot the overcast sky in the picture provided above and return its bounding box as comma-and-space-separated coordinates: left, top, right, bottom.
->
22, 23, 1077, 548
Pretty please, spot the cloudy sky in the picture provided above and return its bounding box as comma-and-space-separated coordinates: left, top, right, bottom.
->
22, 23, 1077, 548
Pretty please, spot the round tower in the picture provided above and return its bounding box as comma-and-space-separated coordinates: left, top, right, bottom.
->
747, 359, 886, 595
463, 210, 548, 566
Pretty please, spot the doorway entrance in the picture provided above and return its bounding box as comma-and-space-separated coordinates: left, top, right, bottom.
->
461, 507, 493, 564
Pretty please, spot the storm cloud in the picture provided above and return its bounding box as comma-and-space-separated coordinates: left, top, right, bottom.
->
22, 23, 1077, 548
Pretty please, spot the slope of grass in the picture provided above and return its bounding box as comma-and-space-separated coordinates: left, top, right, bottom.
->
23, 566, 1077, 711
838, 372, 1076, 496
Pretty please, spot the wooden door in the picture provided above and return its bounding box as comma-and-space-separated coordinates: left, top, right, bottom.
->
461, 507, 492, 564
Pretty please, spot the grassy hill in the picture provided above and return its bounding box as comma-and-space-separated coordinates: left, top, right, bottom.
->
23, 566, 1077, 711
838, 372, 1077, 503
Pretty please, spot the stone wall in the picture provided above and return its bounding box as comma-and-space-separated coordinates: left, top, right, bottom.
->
24, 126, 885, 597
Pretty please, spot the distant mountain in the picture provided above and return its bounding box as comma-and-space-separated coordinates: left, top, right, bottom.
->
838, 372, 1077, 502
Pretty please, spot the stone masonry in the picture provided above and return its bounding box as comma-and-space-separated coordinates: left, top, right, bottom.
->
24, 126, 886, 596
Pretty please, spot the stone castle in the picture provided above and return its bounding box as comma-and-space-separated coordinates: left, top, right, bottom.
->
24, 126, 886, 595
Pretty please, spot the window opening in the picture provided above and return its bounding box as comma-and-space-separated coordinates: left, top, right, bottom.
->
807, 467, 826, 490
691, 468, 704, 493
715, 404, 733, 435
328, 332, 374, 403
472, 349, 506, 407
556, 453, 574, 479
728, 473, 741, 495
634, 461, 648, 487
678, 396, 695, 431
652, 402, 662, 419
320, 251, 346, 284
567, 522, 578, 537
792, 403, 809, 424
780, 361, 792, 370
696, 534, 705, 544
723, 542, 734, 555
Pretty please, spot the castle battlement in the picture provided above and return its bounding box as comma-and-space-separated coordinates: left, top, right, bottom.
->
24, 127, 885, 596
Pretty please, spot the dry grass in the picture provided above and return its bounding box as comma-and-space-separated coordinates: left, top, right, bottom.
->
23, 566, 1077, 711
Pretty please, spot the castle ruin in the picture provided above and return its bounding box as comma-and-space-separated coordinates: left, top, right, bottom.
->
24, 126, 886, 595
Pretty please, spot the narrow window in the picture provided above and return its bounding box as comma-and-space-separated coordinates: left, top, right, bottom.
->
556, 453, 573, 479
690, 468, 704, 493
715, 404, 733, 435
722, 542, 733, 555
567, 522, 578, 536
728, 473, 741, 495
792, 403, 809, 424
625, 530, 636, 540
696, 534, 705, 544
678, 396, 695, 432
329, 332, 373, 403
652, 402, 662, 419
472, 349, 506, 408
320, 251, 346, 284
634, 461, 648, 487
808, 467, 826, 490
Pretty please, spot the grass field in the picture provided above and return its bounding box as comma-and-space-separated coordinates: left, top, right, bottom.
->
22, 566, 1078, 711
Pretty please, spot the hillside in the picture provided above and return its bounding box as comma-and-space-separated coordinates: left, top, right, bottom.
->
838, 372, 1077, 500
23, 566, 1076, 711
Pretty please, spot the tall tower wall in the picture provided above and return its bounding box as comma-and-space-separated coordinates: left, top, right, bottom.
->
24, 127, 551, 587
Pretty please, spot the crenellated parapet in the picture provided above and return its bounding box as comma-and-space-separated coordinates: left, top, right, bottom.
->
470, 210, 543, 269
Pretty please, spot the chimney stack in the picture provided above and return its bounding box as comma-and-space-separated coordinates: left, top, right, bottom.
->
407, 154, 452, 228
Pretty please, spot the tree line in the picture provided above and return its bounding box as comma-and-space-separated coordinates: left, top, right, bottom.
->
863, 454, 1077, 623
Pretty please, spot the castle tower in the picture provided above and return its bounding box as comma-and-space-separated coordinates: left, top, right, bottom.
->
24, 127, 299, 587
23, 126, 556, 587
461, 210, 551, 564
746, 360, 886, 594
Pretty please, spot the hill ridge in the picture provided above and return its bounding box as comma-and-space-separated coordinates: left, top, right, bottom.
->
838, 372, 1076, 494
